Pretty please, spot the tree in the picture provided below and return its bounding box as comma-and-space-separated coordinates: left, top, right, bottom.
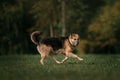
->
61, 0, 66, 36
87, 1, 120, 53
29, 0, 61, 37
0, 0, 35, 54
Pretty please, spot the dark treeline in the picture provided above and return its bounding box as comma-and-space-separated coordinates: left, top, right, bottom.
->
0, 0, 120, 55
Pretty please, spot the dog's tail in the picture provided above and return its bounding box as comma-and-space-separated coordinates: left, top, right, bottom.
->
30, 31, 41, 45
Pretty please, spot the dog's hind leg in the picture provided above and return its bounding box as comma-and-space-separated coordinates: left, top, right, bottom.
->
66, 52, 83, 61
37, 45, 47, 65
40, 54, 46, 65
50, 55, 61, 64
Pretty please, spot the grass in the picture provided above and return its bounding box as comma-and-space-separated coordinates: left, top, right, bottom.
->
0, 54, 120, 80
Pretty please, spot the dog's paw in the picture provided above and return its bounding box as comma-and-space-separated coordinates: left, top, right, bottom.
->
56, 61, 62, 64
79, 58, 83, 61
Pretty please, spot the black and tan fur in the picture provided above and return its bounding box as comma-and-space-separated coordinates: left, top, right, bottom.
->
30, 31, 83, 65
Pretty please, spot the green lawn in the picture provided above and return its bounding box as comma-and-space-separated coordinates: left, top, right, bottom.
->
0, 54, 120, 80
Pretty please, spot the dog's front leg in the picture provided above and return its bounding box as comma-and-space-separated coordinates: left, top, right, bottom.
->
60, 56, 68, 63
66, 52, 83, 61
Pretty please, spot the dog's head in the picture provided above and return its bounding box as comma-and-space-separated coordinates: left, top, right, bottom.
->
68, 33, 80, 47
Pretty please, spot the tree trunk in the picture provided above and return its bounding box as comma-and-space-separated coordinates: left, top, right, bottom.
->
61, 0, 66, 36
50, 23, 54, 37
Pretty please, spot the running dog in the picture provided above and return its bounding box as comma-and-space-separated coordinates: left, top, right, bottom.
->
30, 31, 83, 65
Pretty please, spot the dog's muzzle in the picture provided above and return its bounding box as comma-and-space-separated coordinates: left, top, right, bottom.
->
68, 39, 79, 47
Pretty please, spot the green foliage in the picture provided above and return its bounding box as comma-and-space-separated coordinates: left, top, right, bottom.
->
0, 0, 35, 54
0, 0, 120, 54
87, 1, 120, 53
29, 0, 61, 36
65, 0, 105, 37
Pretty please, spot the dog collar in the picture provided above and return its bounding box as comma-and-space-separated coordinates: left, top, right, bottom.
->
67, 39, 76, 48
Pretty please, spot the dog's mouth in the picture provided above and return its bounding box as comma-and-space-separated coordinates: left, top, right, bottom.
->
72, 41, 79, 46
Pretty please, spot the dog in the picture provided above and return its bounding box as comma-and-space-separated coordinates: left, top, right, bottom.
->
30, 31, 83, 65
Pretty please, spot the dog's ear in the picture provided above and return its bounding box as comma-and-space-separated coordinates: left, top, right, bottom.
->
69, 33, 72, 38
70, 33, 75, 36
69, 33, 74, 38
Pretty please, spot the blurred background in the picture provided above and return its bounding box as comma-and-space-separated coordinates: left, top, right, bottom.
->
0, 0, 120, 55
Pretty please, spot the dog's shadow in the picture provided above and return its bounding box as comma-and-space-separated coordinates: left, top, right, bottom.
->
67, 61, 95, 65
67, 61, 82, 64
